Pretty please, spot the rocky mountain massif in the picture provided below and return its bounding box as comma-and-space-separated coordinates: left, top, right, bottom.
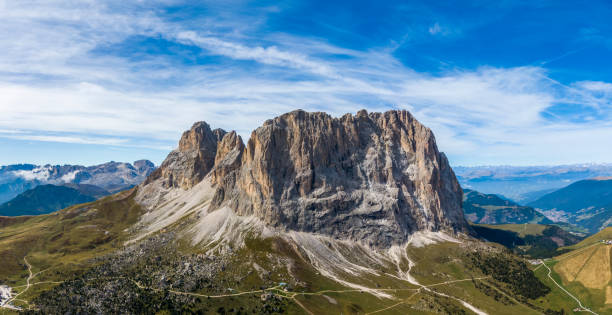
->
0, 110, 582, 314
0, 160, 155, 204
143, 109, 468, 247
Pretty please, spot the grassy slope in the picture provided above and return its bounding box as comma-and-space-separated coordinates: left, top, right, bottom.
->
475, 222, 588, 238
408, 242, 541, 315
477, 223, 547, 237
529, 228, 612, 314
533, 252, 611, 314
562, 227, 612, 250
472, 223, 583, 258
0, 189, 143, 311
0, 192, 453, 314
0, 190, 588, 314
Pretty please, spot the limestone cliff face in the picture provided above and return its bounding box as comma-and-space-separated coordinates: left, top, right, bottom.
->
146, 122, 226, 189
144, 110, 468, 247
211, 131, 244, 186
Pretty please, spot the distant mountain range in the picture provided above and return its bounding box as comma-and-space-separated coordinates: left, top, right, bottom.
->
527, 178, 612, 233
0, 160, 155, 204
463, 177, 612, 234
463, 188, 552, 225
454, 164, 612, 202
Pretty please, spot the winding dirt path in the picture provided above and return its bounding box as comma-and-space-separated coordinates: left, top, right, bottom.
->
386, 254, 489, 315
364, 277, 491, 315
537, 242, 609, 315
1, 257, 33, 311
540, 261, 598, 315
542, 262, 599, 315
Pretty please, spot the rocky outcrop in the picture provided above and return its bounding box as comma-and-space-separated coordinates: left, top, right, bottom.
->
146, 122, 226, 189
211, 131, 245, 185
143, 110, 469, 248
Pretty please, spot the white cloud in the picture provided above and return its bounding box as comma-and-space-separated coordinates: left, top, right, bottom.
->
173, 31, 337, 77
4, 133, 128, 146
60, 170, 80, 182
12, 166, 52, 181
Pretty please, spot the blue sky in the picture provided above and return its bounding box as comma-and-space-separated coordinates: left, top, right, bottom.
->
1, 0, 611, 166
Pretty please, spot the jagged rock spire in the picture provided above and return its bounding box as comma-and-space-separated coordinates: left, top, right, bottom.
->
146, 122, 226, 189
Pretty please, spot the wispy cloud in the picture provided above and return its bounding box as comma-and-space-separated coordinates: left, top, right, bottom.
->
428, 23, 442, 35
6, 134, 128, 146
0, 1, 611, 166
578, 81, 612, 93
0, 128, 172, 151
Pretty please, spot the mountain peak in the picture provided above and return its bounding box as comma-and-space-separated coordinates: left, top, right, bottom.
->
178, 121, 225, 152
146, 121, 227, 189
133, 159, 155, 173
